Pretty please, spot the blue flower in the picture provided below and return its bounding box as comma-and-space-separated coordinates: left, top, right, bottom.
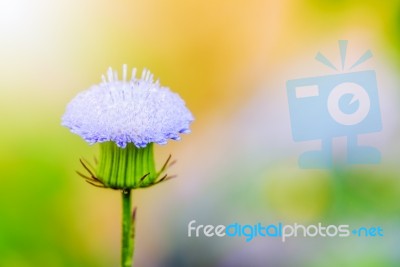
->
62, 65, 194, 148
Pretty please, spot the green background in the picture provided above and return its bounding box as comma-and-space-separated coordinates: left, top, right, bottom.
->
1, 0, 400, 266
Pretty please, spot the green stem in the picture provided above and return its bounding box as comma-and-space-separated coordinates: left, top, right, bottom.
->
121, 189, 134, 267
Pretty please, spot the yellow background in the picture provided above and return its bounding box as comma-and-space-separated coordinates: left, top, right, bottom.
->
1, 0, 400, 266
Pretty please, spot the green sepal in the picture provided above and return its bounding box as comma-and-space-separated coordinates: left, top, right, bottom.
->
77, 142, 176, 189
97, 142, 156, 189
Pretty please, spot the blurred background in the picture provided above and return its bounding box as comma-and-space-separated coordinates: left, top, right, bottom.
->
1, 0, 400, 266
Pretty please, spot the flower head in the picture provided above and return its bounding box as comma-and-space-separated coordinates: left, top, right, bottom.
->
62, 65, 193, 148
